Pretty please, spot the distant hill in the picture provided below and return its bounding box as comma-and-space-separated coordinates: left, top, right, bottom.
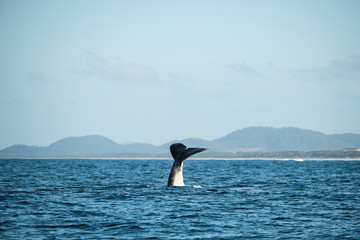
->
1, 127, 360, 158
213, 127, 358, 152
0, 135, 160, 158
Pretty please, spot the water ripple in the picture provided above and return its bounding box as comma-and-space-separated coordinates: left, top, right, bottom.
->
0, 159, 359, 239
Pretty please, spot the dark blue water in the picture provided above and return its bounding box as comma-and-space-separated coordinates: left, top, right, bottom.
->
1, 159, 359, 239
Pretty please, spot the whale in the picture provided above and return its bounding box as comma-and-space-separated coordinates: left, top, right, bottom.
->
167, 143, 209, 187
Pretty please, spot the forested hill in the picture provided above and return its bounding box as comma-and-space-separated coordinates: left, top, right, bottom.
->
1, 127, 360, 157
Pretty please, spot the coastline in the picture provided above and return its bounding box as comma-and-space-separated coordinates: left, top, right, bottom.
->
1, 157, 360, 161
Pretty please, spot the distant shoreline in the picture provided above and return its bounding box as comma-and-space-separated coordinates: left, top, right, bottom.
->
1, 157, 360, 161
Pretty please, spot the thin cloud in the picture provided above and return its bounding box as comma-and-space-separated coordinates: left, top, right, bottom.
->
27, 71, 48, 87
226, 61, 263, 79
86, 52, 159, 85
293, 55, 360, 82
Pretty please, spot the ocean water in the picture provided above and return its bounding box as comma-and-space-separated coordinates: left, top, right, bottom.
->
0, 159, 359, 239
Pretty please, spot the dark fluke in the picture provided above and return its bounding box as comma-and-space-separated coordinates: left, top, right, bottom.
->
167, 143, 209, 187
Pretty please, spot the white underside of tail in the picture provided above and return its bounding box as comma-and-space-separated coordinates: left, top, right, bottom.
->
168, 161, 185, 187
171, 171, 185, 186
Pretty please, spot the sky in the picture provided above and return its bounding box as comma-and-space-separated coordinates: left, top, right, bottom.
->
1, 0, 360, 149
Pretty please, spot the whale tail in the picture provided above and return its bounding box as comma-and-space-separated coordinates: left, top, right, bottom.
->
168, 143, 209, 187
170, 143, 208, 162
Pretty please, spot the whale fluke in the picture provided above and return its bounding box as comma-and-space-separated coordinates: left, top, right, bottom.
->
167, 143, 209, 187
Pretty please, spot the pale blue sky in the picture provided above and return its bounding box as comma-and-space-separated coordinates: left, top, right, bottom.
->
1, 0, 360, 149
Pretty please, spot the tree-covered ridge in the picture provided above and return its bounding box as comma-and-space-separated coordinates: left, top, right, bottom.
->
1, 127, 360, 158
